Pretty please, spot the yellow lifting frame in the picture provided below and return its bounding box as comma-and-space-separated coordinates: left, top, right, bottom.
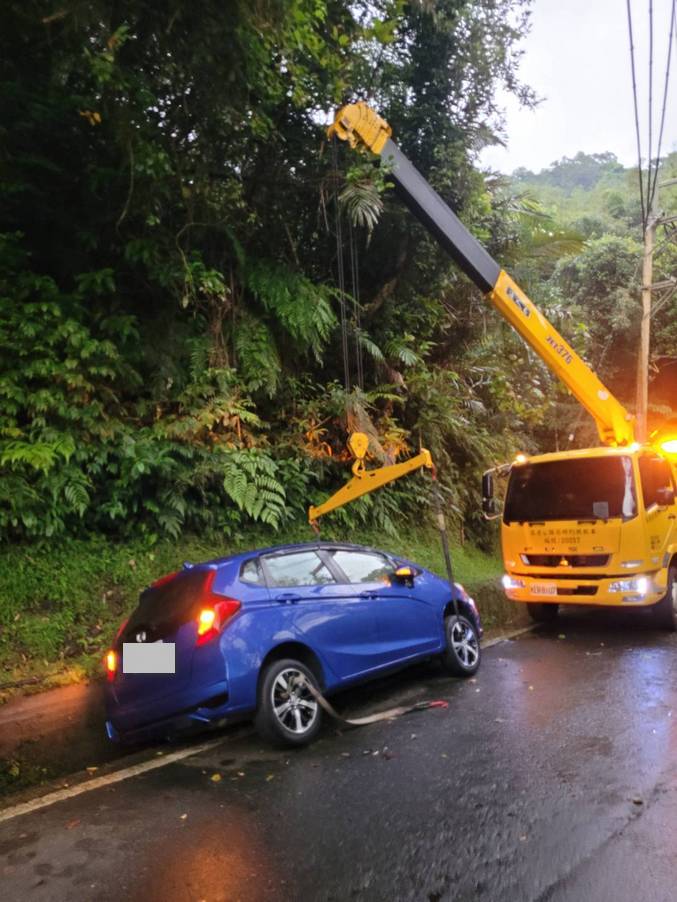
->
308, 432, 433, 528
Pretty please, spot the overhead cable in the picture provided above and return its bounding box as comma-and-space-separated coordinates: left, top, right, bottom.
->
648, 0, 654, 213
626, 0, 647, 227
649, 0, 676, 211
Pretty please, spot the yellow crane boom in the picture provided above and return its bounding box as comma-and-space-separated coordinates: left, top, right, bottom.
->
328, 102, 635, 448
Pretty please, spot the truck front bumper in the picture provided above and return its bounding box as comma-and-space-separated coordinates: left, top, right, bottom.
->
502, 572, 667, 607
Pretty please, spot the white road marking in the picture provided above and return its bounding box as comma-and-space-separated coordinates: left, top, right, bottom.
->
0, 736, 227, 825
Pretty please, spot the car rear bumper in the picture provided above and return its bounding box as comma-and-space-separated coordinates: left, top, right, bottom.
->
105, 679, 238, 743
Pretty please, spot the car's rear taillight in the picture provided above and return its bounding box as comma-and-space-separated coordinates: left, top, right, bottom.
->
196, 599, 241, 645
105, 649, 118, 682
195, 571, 241, 645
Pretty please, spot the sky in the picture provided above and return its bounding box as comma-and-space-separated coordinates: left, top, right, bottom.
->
479, 0, 677, 174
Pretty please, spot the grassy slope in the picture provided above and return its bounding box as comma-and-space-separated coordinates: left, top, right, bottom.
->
0, 523, 521, 699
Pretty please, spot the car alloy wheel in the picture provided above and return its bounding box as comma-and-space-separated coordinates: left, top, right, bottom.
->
441, 614, 481, 676
449, 618, 479, 668
270, 667, 319, 735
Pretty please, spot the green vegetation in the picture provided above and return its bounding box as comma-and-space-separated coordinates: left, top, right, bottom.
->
0, 523, 510, 696
0, 0, 540, 546
510, 151, 677, 425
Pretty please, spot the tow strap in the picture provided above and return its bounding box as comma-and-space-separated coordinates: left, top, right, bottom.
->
298, 674, 448, 727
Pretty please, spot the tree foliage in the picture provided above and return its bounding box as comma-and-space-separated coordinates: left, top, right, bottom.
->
1, 1, 671, 544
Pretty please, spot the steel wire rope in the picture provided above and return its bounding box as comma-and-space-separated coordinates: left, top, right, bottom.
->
331, 136, 352, 393
348, 220, 365, 391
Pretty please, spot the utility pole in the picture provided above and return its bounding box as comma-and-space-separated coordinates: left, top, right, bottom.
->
635, 177, 677, 442
635, 200, 656, 443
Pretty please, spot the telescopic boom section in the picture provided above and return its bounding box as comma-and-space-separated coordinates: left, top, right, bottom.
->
328, 103, 635, 447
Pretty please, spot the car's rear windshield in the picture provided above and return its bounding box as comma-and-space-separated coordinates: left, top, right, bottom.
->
504, 456, 637, 523
123, 569, 211, 636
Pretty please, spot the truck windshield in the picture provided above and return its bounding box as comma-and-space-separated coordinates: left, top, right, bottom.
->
504, 457, 636, 523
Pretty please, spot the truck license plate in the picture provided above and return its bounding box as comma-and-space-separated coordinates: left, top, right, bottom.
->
531, 582, 557, 597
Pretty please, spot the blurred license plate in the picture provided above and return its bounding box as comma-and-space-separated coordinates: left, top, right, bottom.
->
123, 642, 175, 674
531, 582, 557, 596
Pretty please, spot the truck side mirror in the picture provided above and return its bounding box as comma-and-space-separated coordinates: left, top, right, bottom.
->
656, 486, 675, 507
482, 472, 498, 517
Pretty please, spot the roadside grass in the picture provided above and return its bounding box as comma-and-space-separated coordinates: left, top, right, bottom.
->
0, 523, 520, 700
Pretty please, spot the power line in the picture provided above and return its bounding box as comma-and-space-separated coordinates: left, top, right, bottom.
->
648, 0, 676, 211
626, 0, 647, 226
647, 0, 654, 213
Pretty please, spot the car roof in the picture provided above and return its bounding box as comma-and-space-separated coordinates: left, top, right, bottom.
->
195, 541, 399, 570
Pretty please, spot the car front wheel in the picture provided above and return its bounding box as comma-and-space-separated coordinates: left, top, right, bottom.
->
441, 614, 480, 677
255, 658, 323, 747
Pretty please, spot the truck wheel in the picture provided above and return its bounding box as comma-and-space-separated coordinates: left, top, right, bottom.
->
527, 603, 559, 624
255, 658, 322, 747
441, 614, 481, 676
652, 569, 677, 632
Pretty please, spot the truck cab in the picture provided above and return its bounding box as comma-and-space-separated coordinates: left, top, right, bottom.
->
500, 446, 677, 619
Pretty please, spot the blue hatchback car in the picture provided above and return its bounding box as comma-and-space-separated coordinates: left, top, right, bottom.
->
104, 542, 482, 747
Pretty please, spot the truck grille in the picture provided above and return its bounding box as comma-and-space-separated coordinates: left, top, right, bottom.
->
521, 554, 609, 568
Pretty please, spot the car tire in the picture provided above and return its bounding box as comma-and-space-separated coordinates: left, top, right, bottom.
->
651, 568, 677, 632
255, 658, 323, 747
441, 614, 481, 677
526, 603, 559, 624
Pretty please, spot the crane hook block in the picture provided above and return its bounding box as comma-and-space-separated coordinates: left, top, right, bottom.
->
348, 431, 369, 465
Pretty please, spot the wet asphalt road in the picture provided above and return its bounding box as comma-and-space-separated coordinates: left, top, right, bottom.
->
2, 610, 677, 901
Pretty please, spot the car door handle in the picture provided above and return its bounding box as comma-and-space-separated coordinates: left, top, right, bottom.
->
359, 590, 379, 599
275, 593, 301, 604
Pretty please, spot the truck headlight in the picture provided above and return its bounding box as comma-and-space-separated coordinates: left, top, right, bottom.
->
502, 575, 525, 590
609, 576, 651, 594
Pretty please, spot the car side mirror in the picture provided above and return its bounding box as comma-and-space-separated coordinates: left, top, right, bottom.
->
393, 566, 415, 585
656, 486, 675, 507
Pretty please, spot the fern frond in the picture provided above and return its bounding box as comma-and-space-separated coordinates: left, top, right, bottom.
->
233, 312, 281, 397
245, 261, 337, 363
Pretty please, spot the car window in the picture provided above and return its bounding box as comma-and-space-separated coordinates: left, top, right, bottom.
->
126, 569, 211, 635
639, 455, 674, 508
264, 551, 335, 587
240, 558, 264, 585
328, 550, 393, 584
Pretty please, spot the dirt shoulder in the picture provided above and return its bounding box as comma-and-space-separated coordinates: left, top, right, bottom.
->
0, 680, 133, 796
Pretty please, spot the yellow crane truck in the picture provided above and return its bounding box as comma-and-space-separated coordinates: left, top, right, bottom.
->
328, 102, 677, 628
